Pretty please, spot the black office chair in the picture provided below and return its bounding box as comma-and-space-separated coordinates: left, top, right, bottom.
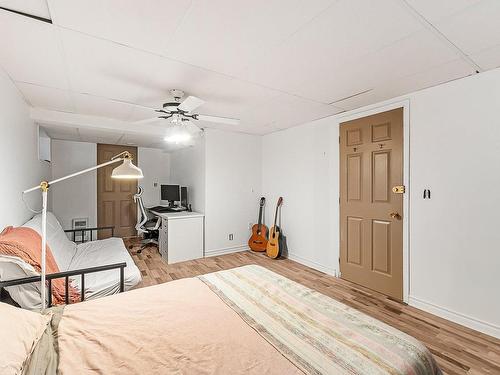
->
132, 186, 160, 254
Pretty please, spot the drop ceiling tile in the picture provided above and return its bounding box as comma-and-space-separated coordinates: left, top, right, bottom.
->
330, 89, 386, 113
384, 58, 475, 96
0, 11, 68, 89
164, 0, 335, 77
238, 93, 342, 130
238, 0, 424, 96
471, 44, 500, 70
364, 31, 462, 80
16, 82, 74, 112
48, 0, 191, 55
77, 127, 123, 144
188, 78, 280, 118
134, 55, 280, 119
334, 59, 475, 111
435, 0, 500, 55
277, 29, 460, 104
120, 133, 163, 147
60, 29, 158, 103
226, 125, 269, 135
40, 123, 80, 141
0, 0, 51, 20
72, 93, 134, 121
403, 0, 481, 22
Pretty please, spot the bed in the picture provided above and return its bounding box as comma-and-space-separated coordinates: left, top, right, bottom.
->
2, 265, 441, 375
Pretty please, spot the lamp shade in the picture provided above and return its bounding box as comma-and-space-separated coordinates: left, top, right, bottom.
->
111, 158, 144, 179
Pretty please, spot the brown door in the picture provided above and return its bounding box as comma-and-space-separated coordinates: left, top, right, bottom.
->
97, 144, 138, 239
339, 108, 404, 300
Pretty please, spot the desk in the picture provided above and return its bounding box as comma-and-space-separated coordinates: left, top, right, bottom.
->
149, 210, 204, 264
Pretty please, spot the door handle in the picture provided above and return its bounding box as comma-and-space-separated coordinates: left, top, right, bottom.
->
389, 212, 401, 220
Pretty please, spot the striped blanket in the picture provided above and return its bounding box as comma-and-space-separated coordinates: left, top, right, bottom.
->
199, 265, 441, 375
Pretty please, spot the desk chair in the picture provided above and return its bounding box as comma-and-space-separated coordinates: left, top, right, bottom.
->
133, 187, 160, 254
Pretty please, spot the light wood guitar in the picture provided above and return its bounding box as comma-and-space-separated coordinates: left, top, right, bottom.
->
248, 197, 268, 252
266, 197, 283, 259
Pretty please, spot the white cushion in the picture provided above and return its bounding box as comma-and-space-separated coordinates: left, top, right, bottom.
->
22, 212, 77, 271
69, 238, 141, 299
0, 302, 51, 374
0, 256, 42, 310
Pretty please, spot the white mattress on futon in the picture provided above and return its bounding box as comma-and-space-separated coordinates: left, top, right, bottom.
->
69, 237, 142, 300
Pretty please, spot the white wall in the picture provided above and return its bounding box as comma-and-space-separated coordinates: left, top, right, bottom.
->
204, 129, 261, 256
51, 142, 171, 229
169, 138, 206, 213
407, 68, 500, 337
261, 67, 500, 338
138, 148, 170, 207
168, 129, 262, 256
51, 140, 97, 230
262, 120, 338, 274
0, 68, 50, 229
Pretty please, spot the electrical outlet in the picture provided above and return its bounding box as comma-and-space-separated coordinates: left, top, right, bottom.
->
248, 222, 253, 230
229, 234, 234, 241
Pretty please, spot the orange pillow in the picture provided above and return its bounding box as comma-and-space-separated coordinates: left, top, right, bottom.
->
0, 226, 79, 305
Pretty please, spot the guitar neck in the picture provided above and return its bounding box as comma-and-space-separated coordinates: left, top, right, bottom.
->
257, 206, 263, 229
272, 197, 283, 229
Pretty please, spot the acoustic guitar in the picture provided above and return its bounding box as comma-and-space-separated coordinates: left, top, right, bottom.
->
266, 197, 283, 259
248, 197, 268, 252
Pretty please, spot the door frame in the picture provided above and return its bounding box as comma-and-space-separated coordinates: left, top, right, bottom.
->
336, 99, 410, 303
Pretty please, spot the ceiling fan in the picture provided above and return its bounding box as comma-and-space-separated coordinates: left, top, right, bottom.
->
133, 89, 240, 127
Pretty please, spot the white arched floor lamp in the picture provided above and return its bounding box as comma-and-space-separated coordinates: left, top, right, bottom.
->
23, 151, 143, 310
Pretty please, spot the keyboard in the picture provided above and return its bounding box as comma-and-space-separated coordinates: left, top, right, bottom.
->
149, 206, 185, 213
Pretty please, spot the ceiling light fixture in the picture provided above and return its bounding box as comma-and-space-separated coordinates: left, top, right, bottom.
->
164, 124, 192, 145
164, 133, 191, 144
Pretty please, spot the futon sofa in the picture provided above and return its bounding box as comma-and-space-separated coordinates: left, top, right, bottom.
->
0, 212, 141, 309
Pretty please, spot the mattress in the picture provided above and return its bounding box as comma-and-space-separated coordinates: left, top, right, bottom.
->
68, 237, 141, 299
51, 265, 440, 374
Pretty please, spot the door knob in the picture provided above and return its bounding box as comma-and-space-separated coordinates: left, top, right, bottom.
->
389, 212, 401, 220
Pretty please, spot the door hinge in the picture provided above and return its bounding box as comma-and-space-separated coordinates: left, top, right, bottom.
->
392, 185, 405, 194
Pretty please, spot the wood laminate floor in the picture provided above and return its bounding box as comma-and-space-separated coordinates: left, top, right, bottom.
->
125, 239, 500, 375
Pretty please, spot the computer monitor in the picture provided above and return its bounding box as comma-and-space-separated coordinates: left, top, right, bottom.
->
160, 184, 180, 206
180, 186, 188, 207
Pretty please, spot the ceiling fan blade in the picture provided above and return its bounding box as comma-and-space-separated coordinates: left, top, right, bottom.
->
196, 114, 240, 125
178, 96, 205, 112
132, 117, 162, 125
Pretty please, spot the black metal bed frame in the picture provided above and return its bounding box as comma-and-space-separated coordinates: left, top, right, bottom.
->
0, 226, 127, 307
0, 262, 127, 307
64, 226, 115, 243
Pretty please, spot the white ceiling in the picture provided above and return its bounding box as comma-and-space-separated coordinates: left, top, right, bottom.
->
0, 0, 499, 149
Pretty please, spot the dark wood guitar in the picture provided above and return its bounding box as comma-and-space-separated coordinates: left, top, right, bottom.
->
266, 197, 283, 259
248, 197, 268, 252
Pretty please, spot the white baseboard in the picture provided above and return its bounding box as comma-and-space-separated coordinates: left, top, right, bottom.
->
409, 296, 500, 339
204, 244, 249, 257
286, 252, 337, 277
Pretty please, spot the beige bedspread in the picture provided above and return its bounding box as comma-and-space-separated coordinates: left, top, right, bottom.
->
56, 265, 440, 374
57, 276, 302, 375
